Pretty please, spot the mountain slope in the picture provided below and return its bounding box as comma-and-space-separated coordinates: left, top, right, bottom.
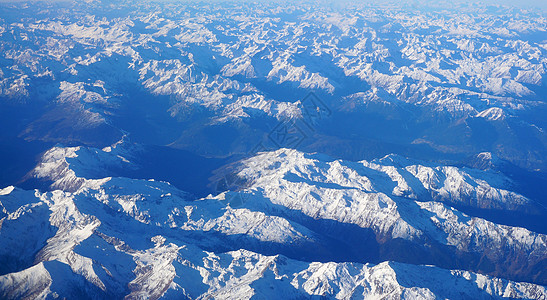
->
1, 183, 546, 299
1, 144, 546, 299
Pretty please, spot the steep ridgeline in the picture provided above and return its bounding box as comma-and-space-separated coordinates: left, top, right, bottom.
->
211, 149, 547, 283
0, 145, 546, 299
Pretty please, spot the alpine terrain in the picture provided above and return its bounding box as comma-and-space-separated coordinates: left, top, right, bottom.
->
0, 0, 546, 299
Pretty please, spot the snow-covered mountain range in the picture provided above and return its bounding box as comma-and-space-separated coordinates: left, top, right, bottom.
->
1, 0, 547, 298
1, 0, 546, 169
1, 141, 546, 298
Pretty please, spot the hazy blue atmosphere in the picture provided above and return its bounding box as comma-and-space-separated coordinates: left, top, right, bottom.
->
0, 0, 546, 298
